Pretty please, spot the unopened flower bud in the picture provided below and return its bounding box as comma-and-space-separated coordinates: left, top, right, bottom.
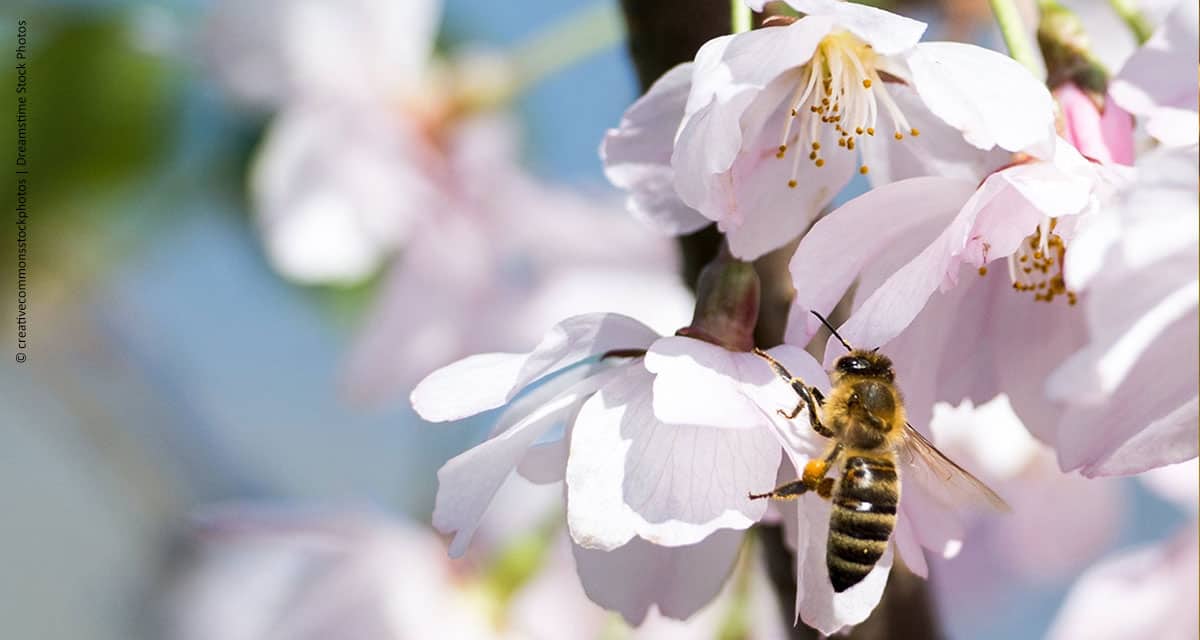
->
1037, 0, 1109, 106
678, 249, 760, 351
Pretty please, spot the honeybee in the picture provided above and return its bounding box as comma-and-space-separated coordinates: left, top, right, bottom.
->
749, 312, 1008, 593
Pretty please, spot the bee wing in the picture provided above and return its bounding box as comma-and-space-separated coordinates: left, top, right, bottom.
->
897, 422, 1010, 513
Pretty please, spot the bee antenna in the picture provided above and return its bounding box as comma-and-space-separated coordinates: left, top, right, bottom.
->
810, 310, 854, 352
871, 347, 880, 353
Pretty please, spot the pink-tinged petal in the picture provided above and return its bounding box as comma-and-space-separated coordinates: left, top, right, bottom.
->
432, 367, 623, 557
566, 367, 779, 550
785, 176, 975, 345
602, 63, 711, 235
644, 337, 825, 430
572, 531, 744, 625
1055, 83, 1135, 165
792, 494, 894, 635
720, 109, 858, 260
986, 282, 1088, 443
835, 144, 1096, 352
1056, 308, 1199, 476
1110, 0, 1200, 147
858, 83, 1010, 186
1046, 525, 1199, 640
672, 91, 760, 219
1083, 397, 1199, 477
907, 42, 1057, 157
760, 0, 927, 55
1064, 144, 1198, 290
1049, 258, 1198, 401
891, 514, 929, 579
410, 313, 660, 422
684, 18, 833, 117
1143, 107, 1200, 148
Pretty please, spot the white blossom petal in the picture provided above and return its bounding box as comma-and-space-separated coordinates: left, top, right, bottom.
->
432, 368, 623, 557
644, 338, 824, 429
411, 313, 660, 422
785, 176, 975, 345
572, 531, 744, 625
793, 494, 894, 635
752, 0, 927, 55
1110, 0, 1200, 147
602, 63, 711, 235
907, 42, 1057, 157
566, 366, 779, 550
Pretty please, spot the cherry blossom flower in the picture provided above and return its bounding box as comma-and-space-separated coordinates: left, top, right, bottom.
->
1045, 145, 1198, 476
207, 0, 458, 283
414, 306, 1014, 633
784, 134, 1131, 461
1109, 0, 1200, 148
1046, 460, 1199, 640
604, 0, 1056, 259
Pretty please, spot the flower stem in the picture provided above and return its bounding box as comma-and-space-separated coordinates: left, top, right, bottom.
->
731, 0, 752, 33
1107, 0, 1154, 44
510, 3, 625, 93
988, 0, 1043, 75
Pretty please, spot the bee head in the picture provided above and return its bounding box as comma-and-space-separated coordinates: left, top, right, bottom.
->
833, 349, 895, 382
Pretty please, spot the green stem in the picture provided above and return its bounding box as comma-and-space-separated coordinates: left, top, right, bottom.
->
731, 0, 752, 33
509, 3, 625, 93
988, 0, 1043, 75
1107, 0, 1154, 44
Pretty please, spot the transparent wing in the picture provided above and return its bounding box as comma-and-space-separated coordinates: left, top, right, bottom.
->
897, 422, 1010, 513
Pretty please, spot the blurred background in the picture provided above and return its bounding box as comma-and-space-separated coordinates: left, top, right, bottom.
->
0, 0, 1190, 639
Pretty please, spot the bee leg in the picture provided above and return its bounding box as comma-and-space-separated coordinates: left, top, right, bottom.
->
748, 480, 809, 501
777, 403, 805, 420
749, 443, 842, 501
805, 388, 834, 439
752, 349, 833, 437
816, 477, 835, 499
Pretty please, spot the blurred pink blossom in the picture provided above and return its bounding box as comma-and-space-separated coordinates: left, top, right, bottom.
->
1054, 83, 1135, 165
603, 0, 1056, 259
1047, 460, 1199, 640
207, 0, 454, 283
1109, 0, 1200, 148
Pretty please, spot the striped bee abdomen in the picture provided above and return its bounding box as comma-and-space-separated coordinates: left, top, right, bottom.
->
827, 455, 899, 592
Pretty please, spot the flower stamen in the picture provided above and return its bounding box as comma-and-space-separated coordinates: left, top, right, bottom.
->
1006, 220, 1077, 305
774, 31, 915, 187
